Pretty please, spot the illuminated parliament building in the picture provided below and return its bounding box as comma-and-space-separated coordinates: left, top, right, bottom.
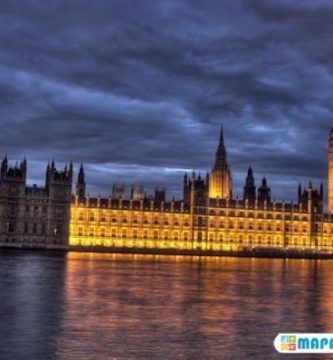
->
2, 128, 333, 257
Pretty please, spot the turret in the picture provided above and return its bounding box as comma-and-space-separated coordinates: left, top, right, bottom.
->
45, 161, 73, 199
76, 164, 86, 199
0, 157, 27, 200
243, 166, 256, 203
298, 182, 323, 213
0, 157, 27, 183
298, 183, 302, 202
183, 172, 190, 204
112, 184, 125, 200
258, 177, 271, 203
1, 156, 8, 179
131, 185, 145, 201
182, 171, 209, 206
155, 187, 166, 202
189, 172, 208, 206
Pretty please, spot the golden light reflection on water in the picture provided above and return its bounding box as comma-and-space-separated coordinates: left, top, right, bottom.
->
52, 254, 333, 359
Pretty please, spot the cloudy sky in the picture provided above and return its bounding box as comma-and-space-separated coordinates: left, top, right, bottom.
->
0, 0, 333, 201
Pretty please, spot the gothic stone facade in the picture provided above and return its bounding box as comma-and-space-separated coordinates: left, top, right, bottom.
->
0, 159, 72, 249
2, 130, 333, 256
70, 196, 332, 254
69, 130, 333, 256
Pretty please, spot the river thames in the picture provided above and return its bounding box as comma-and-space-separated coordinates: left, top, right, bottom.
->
1, 250, 333, 359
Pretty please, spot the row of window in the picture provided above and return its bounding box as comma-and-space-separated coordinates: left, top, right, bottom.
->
75, 207, 309, 221
74, 215, 333, 234
209, 210, 309, 221
77, 228, 186, 240
76, 214, 190, 226
70, 237, 332, 250
6, 222, 63, 236
74, 213, 311, 227
209, 222, 309, 233
24, 223, 47, 235
3, 238, 63, 245
25, 205, 48, 214
73, 218, 312, 233
74, 228, 331, 245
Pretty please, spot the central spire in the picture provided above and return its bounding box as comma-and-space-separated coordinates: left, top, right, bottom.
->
213, 126, 228, 170
219, 126, 224, 144
208, 126, 232, 199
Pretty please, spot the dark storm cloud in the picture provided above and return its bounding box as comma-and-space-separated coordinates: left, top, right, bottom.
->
0, 0, 333, 200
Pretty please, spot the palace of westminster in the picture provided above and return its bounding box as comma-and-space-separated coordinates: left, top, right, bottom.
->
1, 128, 333, 256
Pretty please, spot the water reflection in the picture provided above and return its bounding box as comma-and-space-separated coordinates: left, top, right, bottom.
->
0, 251, 66, 360
1, 251, 333, 359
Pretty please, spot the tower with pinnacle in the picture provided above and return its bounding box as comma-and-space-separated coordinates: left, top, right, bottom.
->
243, 166, 256, 203
328, 128, 333, 213
208, 127, 232, 199
76, 164, 86, 199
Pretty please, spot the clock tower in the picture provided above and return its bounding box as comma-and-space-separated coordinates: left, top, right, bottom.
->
328, 128, 333, 213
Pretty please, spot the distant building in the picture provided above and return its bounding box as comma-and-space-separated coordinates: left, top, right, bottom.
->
0, 159, 72, 248
1, 128, 333, 256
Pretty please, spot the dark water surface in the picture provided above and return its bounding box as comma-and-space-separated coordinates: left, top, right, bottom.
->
1, 250, 333, 360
